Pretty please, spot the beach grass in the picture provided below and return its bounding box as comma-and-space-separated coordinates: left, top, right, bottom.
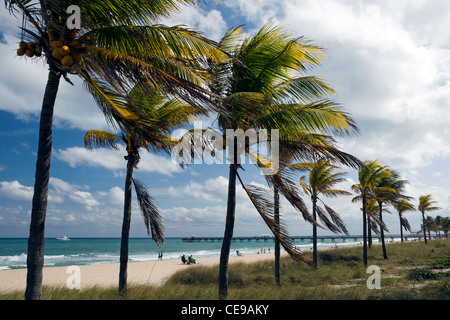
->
1, 239, 449, 300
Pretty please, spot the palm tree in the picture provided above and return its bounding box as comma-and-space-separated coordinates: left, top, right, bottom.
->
351, 160, 391, 266
251, 132, 358, 284
5, 0, 229, 300
439, 216, 450, 238
434, 215, 445, 238
425, 216, 437, 240
364, 197, 387, 248
373, 169, 409, 258
296, 159, 351, 268
200, 23, 360, 298
418, 194, 441, 244
393, 199, 415, 242
85, 89, 198, 292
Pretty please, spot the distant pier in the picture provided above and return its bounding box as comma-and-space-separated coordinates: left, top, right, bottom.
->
181, 234, 427, 243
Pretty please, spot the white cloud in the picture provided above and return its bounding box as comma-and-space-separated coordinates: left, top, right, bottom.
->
162, 4, 228, 41
0, 180, 34, 201
54, 146, 182, 176
0, 178, 100, 209
97, 186, 124, 207
240, 0, 450, 170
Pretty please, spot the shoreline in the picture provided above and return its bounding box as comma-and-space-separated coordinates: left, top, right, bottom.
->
0, 240, 409, 294
0, 251, 289, 294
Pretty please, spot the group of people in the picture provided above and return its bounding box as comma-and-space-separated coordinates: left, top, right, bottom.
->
181, 254, 197, 264
257, 247, 271, 254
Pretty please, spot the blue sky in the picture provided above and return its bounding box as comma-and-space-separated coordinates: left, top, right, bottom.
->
0, 0, 449, 238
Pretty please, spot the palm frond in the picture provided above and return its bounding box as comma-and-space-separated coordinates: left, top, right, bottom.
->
265, 170, 315, 224
47, 0, 195, 27
236, 172, 312, 265
83, 45, 222, 116
316, 206, 341, 234
324, 204, 349, 235
84, 130, 123, 150
401, 216, 412, 232
88, 24, 229, 66
132, 179, 165, 246
272, 76, 336, 104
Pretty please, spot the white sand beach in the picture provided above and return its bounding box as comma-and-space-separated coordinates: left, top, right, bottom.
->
0, 252, 288, 294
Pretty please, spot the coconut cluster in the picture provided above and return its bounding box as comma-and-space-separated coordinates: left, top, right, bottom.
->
50, 40, 83, 67
17, 40, 42, 58
17, 38, 84, 68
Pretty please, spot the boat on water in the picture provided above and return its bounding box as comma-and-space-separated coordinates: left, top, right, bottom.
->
57, 235, 70, 241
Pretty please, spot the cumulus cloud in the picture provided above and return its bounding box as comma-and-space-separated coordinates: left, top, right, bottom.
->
54, 146, 182, 176
0, 178, 99, 209
161, 3, 228, 41
222, 1, 450, 169
0, 180, 34, 201
97, 186, 124, 207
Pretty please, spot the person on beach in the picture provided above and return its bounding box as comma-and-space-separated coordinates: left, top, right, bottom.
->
236, 250, 243, 256
181, 254, 187, 264
189, 255, 196, 264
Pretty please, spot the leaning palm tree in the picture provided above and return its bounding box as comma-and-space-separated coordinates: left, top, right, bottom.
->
434, 215, 444, 239
5, 0, 229, 300
373, 169, 409, 258
85, 88, 200, 292
425, 216, 437, 240
252, 132, 358, 284
351, 160, 391, 265
295, 159, 351, 268
200, 22, 360, 298
439, 216, 450, 238
393, 199, 415, 242
418, 194, 441, 244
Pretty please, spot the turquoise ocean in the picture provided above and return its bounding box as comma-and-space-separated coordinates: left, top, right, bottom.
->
0, 236, 403, 270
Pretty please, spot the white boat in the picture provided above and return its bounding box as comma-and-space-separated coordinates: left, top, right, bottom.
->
57, 235, 70, 241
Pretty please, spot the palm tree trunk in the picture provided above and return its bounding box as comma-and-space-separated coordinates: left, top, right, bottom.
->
421, 211, 427, 244
219, 139, 238, 299
362, 193, 368, 266
399, 213, 404, 243
368, 215, 372, 248
311, 195, 318, 269
378, 201, 387, 259
25, 69, 61, 300
274, 186, 281, 285
118, 155, 136, 292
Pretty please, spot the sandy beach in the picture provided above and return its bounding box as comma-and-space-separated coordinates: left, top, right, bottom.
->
0, 252, 287, 294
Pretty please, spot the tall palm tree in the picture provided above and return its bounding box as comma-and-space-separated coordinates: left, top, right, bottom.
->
418, 194, 441, 244
434, 215, 444, 238
351, 160, 391, 266
425, 216, 437, 240
393, 199, 415, 242
295, 159, 350, 268
5, 0, 229, 300
199, 22, 360, 298
439, 216, 450, 238
373, 169, 409, 258
85, 88, 198, 292
251, 132, 358, 284
364, 197, 386, 248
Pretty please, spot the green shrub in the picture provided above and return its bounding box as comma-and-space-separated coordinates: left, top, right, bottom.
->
407, 269, 441, 281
